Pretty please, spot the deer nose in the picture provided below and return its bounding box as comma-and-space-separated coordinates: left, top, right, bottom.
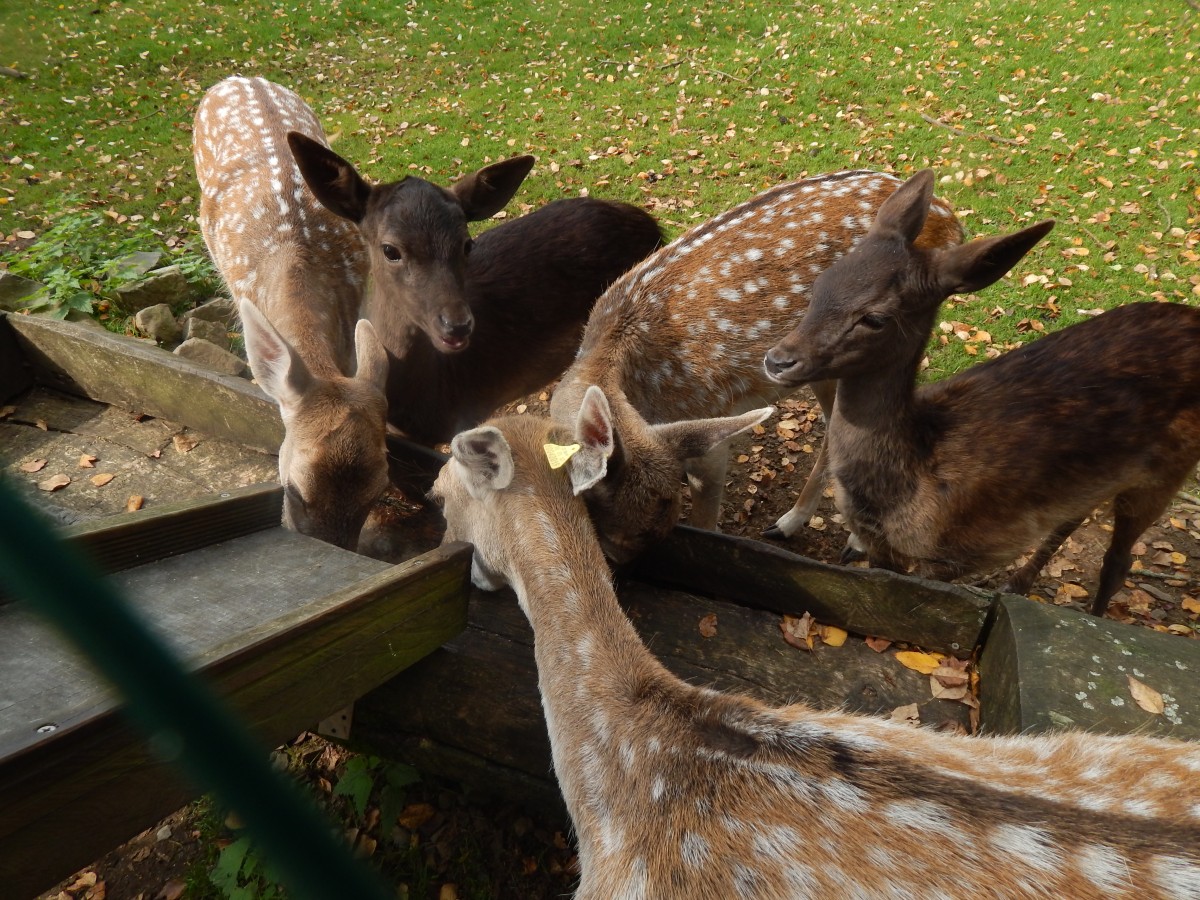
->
763, 347, 798, 381
438, 313, 474, 339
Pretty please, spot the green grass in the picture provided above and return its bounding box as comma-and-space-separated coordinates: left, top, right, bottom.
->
3, 1, 1196, 371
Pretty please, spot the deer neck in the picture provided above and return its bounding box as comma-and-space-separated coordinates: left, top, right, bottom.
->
499, 479, 670, 862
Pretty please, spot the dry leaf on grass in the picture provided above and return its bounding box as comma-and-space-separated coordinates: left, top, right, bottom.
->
698, 613, 718, 639
1127, 675, 1165, 715
20, 458, 46, 473
90, 473, 115, 487
895, 650, 943, 675
38, 473, 71, 492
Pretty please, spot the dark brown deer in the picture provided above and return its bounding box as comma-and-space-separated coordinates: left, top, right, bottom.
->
549, 171, 964, 563
287, 135, 664, 446
764, 168, 1200, 616
194, 76, 390, 551
433, 392, 1200, 899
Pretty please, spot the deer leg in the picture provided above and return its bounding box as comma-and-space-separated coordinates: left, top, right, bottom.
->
684, 444, 731, 531
1001, 516, 1085, 596
764, 380, 839, 540
1092, 483, 1182, 616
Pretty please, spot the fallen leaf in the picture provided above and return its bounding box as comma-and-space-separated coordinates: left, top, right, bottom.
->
819, 625, 848, 647
865, 636, 892, 653
38, 473, 71, 492
158, 879, 186, 900
36, 418, 48, 431
172, 432, 198, 453
20, 458, 47, 473
698, 613, 718, 639
126, 494, 144, 512
90, 473, 115, 487
66, 871, 98, 892
1182, 597, 1200, 615
1127, 675, 1164, 715
0, 404, 15, 418
78, 453, 97, 468
895, 650, 943, 675
397, 802, 436, 830
148, 448, 162, 459
890, 703, 920, 726
780, 612, 815, 651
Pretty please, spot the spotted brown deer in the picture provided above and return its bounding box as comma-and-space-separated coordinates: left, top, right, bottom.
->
194, 76, 390, 550
763, 169, 1200, 616
432, 391, 1200, 899
549, 170, 965, 563
286, 136, 664, 445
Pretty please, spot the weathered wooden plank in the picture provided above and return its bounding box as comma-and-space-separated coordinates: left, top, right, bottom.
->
351, 577, 970, 814
0, 541, 471, 899
2, 311, 283, 452
634, 526, 992, 655
63, 481, 284, 576
0, 314, 35, 404
978, 595, 1200, 740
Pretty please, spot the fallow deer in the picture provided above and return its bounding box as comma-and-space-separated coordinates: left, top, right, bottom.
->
549, 170, 965, 563
763, 168, 1200, 616
433, 390, 1200, 899
286, 136, 664, 445
194, 76, 390, 550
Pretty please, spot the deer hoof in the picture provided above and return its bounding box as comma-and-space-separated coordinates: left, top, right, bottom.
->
761, 524, 785, 540
839, 542, 867, 565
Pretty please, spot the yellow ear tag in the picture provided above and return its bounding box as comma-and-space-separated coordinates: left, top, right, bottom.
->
543, 442, 582, 470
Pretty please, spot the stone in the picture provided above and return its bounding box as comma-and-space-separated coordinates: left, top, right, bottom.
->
134, 303, 182, 346
174, 337, 248, 377
112, 265, 192, 314
183, 316, 230, 349
0, 270, 44, 311
182, 296, 236, 325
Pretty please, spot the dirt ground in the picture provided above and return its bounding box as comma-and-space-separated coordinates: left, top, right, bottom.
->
35, 388, 1200, 900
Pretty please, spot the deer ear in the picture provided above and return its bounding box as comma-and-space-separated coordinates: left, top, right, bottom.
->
352, 319, 389, 393
652, 407, 775, 461
451, 155, 535, 221
871, 169, 935, 244
567, 385, 616, 495
935, 220, 1055, 296
450, 426, 514, 499
239, 300, 312, 417
287, 132, 372, 223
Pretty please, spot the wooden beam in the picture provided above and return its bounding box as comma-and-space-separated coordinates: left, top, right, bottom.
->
635, 526, 993, 655
3, 312, 283, 452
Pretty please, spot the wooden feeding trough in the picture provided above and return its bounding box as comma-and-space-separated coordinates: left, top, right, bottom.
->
3, 312, 1200, 896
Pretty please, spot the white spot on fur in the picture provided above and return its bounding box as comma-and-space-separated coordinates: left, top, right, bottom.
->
1077, 844, 1133, 894
680, 831, 709, 868
990, 824, 1064, 871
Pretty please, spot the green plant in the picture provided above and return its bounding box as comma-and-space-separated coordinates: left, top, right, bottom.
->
4, 200, 218, 320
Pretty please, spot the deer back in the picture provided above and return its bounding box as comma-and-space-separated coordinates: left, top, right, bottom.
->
194, 76, 389, 550
436, 400, 1200, 900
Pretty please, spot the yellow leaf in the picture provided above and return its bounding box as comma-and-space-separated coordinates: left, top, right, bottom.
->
820, 625, 848, 647
90, 473, 115, 487
895, 651, 943, 675
1127, 675, 1164, 715
1182, 596, 1200, 615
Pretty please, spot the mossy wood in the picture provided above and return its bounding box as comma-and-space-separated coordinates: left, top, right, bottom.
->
351, 579, 972, 815
1, 311, 283, 452
978, 595, 1200, 741
0, 488, 471, 899
634, 526, 993, 656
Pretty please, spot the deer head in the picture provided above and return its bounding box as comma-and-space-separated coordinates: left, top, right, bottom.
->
286, 132, 534, 353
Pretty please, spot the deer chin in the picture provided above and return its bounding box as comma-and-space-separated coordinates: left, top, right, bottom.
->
437, 333, 471, 352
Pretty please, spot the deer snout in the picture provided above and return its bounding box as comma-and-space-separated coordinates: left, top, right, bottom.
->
435, 311, 474, 352
763, 344, 804, 385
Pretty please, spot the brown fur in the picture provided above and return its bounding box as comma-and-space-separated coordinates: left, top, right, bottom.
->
765, 169, 1200, 614
435, 402, 1200, 899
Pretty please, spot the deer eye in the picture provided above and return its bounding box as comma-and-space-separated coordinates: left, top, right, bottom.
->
464, 238, 475, 255
859, 313, 889, 331
381, 243, 402, 262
